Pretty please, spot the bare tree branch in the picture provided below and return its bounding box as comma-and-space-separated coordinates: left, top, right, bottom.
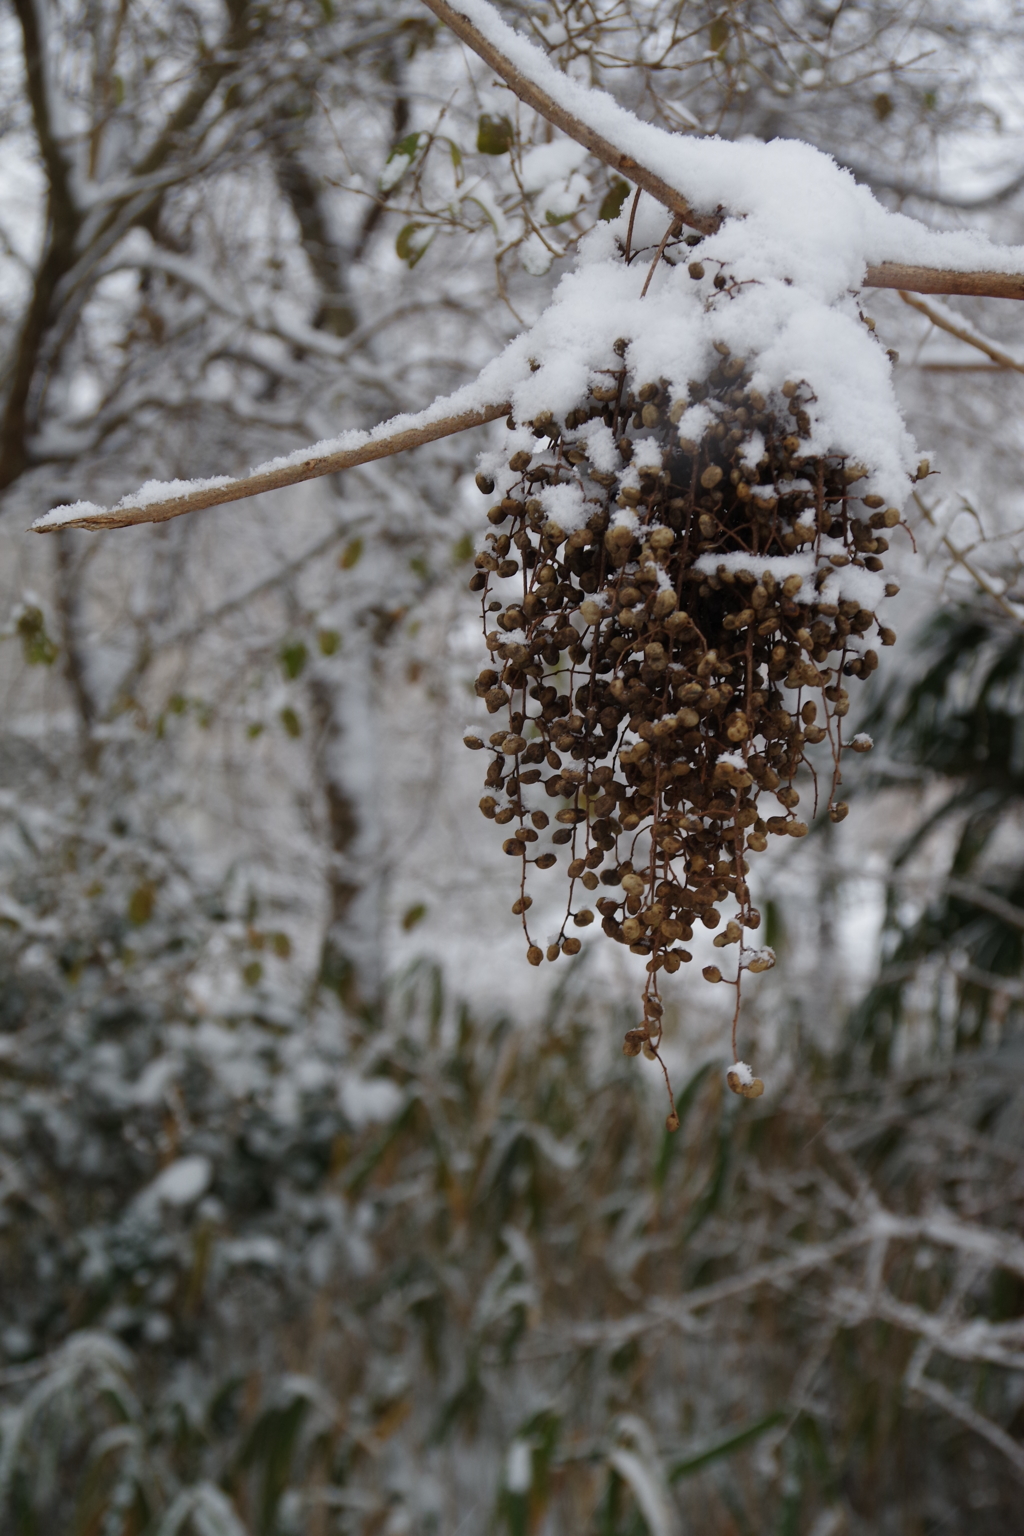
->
31, 402, 510, 532
899, 290, 1024, 372
946, 879, 1024, 932
913, 491, 1024, 628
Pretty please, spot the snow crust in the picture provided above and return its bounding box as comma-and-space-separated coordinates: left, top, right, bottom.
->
728, 1060, 754, 1087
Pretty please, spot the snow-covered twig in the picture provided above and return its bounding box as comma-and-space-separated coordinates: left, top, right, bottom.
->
421, 0, 1024, 302
905, 1340, 1024, 1483
30, 399, 510, 532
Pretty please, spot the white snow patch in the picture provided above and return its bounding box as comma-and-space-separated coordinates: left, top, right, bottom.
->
521, 232, 553, 276
576, 418, 619, 472
339, 1074, 403, 1127
139, 1154, 212, 1210
506, 1439, 533, 1493
539, 479, 589, 531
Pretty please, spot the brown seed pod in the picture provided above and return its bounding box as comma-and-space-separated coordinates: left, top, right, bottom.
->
465, 345, 899, 1105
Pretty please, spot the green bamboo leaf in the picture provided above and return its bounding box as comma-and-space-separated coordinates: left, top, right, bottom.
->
654, 1062, 713, 1190
669, 1412, 785, 1481
684, 1121, 731, 1238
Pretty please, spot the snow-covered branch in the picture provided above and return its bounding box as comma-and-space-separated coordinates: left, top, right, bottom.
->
421, 0, 1024, 302
31, 397, 510, 531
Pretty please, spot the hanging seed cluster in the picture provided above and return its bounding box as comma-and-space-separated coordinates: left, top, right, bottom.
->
465, 340, 909, 1104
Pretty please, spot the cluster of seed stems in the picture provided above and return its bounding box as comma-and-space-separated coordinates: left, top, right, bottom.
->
466, 333, 909, 1121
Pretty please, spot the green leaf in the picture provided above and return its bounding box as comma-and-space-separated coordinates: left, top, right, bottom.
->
247, 722, 264, 738
317, 628, 341, 655
16, 606, 58, 666
670, 1412, 785, 1481
279, 640, 307, 680
395, 222, 434, 267
127, 884, 155, 925
477, 113, 514, 155
402, 903, 427, 931
409, 554, 429, 579
339, 537, 364, 570
243, 960, 263, 986
381, 131, 422, 191
684, 1121, 731, 1239
452, 532, 474, 563
654, 1061, 714, 1191
709, 15, 729, 51
598, 177, 631, 222
449, 141, 463, 169
279, 706, 302, 738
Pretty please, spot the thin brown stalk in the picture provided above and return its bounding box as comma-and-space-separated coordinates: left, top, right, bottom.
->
913, 491, 1024, 629
899, 289, 1024, 371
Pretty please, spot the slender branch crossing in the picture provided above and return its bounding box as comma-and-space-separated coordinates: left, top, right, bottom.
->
899, 289, 1024, 370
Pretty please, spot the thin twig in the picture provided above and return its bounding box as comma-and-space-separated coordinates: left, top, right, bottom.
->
946, 878, 1024, 932
913, 491, 1024, 629
899, 290, 1024, 373
640, 218, 682, 298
